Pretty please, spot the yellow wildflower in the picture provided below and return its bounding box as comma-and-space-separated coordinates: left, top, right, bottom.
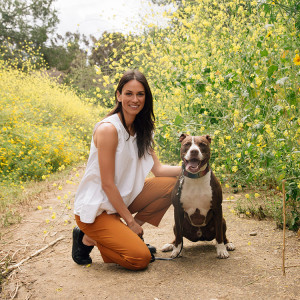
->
232, 166, 238, 173
293, 54, 300, 65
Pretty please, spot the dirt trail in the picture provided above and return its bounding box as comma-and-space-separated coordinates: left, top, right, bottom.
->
1, 169, 299, 300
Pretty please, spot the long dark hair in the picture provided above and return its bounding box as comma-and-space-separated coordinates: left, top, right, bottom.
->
108, 70, 155, 158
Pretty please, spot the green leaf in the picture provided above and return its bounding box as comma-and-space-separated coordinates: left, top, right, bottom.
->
174, 115, 183, 126
267, 65, 278, 78
196, 82, 206, 93
277, 173, 286, 181
260, 49, 268, 57
257, 41, 262, 48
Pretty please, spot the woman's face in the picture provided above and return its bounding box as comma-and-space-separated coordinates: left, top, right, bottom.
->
117, 79, 146, 118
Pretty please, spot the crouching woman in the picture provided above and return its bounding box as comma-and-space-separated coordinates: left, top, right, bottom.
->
72, 70, 180, 270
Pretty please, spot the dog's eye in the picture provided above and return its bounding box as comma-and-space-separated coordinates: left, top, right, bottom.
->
184, 142, 191, 147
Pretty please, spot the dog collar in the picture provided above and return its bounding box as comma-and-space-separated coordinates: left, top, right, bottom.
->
182, 162, 210, 179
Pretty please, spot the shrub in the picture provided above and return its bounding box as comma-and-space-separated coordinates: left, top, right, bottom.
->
94, 0, 299, 229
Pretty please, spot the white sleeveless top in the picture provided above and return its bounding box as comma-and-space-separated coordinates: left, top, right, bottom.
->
74, 114, 154, 223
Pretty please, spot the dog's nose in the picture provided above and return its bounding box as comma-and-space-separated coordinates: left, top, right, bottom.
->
190, 149, 199, 155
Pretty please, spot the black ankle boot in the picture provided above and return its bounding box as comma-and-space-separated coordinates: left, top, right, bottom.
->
146, 243, 156, 254
72, 227, 94, 265
140, 237, 156, 262
146, 244, 156, 263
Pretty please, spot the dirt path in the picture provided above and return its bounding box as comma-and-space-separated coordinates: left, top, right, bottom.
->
1, 169, 299, 300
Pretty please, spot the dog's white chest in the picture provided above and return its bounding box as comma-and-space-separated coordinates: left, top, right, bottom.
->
180, 172, 212, 219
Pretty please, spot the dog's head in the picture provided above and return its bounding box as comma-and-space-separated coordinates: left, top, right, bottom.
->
179, 134, 211, 174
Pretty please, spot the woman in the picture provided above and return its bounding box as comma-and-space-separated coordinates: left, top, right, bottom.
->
72, 70, 181, 270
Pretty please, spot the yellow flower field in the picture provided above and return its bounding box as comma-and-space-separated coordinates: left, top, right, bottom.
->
0, 0, 299, 229
0, 58, 107, 190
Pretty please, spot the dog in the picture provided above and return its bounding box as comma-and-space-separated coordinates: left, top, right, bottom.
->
162, 134, 235, 259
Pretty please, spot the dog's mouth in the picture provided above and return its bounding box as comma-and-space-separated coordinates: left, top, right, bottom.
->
184, 158, 201, 173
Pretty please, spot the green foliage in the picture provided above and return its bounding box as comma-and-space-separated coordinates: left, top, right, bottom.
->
0, 0, 58, 47
260, 0, 300, 31
63, 52, 100, 98
0, 40, 46, 70
90, 32, 131, 76
0, 54, 107, 185
0, 0, 299, 231
43, 32, 90, 71
94, 0, 299, 230
44, 31, 124, 101
285, 181, 300, 230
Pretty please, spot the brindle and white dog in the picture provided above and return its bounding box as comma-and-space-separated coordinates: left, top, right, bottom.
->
162, 134, 235, 258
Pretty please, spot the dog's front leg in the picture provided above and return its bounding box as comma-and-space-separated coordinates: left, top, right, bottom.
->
171, 204, 184, 258
214, 207, 229, 259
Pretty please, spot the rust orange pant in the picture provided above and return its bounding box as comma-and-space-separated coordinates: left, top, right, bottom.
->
75, 176, 177, 270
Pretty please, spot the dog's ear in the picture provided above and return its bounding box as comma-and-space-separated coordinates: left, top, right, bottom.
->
179, 133, 187, 143
205, 135, 212, 144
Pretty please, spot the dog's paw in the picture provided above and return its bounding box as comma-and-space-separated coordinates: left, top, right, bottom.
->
161, 243, 174, 252
216, 243, 229, 259
226, 242, 235, 251
171, 243, 182, 258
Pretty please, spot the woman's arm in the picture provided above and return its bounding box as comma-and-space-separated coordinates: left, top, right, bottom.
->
150, 150, 181, 177
94, 123, 143, 236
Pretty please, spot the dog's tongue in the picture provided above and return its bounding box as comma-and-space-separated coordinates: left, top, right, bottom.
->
186, 159, 199, 171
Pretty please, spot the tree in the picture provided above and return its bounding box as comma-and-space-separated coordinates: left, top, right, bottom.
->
44, 32, 90, 71
0, 0, 59, 47
89, 32, 128, 75
270, 0, 300, 31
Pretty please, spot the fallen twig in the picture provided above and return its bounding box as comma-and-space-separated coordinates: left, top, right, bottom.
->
42, 231, 50, 242
10, 282, 19, 300
11, 248, 22, 260
282, 180, 286, 276
25, 294, 31, 300
0, 252, 10, 263
2, 236, 64, 275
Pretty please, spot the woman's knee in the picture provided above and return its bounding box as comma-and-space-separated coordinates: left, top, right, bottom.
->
100, 243, 151, 270
126, 249, 151, 270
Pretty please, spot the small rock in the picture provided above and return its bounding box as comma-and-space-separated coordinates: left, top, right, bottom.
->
250, 232, 257, 236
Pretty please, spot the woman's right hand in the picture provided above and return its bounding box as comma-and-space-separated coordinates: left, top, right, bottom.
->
127, 219, 144, 237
